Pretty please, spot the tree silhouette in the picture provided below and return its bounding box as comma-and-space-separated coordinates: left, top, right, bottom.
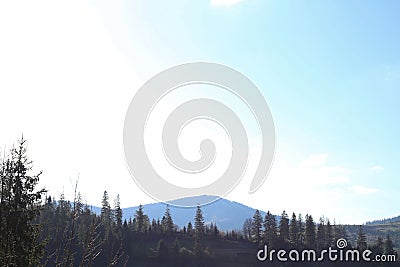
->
0, 137, 46, 266
252, 209, 263, 245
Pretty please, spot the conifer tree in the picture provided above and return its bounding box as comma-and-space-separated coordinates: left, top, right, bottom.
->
113, 194, 123, 230
243, 218, 253, 241
316, 217, 326, 250
252, 209, 263, 245
135, 204, 146, 233
187, 221, 193, 237
161, 205, 174, 235
279, 210, 290, 243
289, 213, 300, 246
263, 211, 277, 246
101, 190, 111, 227
0, 137, 46, 266
194, 205, 205, 256
304, 214, 316, 249
298, 214, 304, 246
356, 225, 367, 251
374, 236, 384, 255
384, 235, 395, 255
325, 219, 333, 247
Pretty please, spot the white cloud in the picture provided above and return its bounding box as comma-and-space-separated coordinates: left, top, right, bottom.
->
370, 165, 384, 171
350, 185, 378, 195
210, 0, 246, 7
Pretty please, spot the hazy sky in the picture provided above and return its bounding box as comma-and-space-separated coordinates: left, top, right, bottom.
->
0, 0, 399, 224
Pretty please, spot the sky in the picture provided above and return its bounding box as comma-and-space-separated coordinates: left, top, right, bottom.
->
0, 0, 399, 224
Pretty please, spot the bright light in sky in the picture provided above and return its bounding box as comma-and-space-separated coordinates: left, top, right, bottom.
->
0, 0, 399, 224
211, 0, 246, 7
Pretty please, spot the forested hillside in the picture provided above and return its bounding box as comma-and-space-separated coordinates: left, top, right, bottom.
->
1, 138, 399, 266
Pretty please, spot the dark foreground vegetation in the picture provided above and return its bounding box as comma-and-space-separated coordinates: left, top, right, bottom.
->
1, 138, 399, 266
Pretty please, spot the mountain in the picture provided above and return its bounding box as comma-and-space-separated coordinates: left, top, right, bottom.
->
366, 215, 400, 225
122, 195, 267, 231
90, 195, 266, 231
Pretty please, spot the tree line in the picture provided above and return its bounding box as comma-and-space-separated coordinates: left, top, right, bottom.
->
243, 209, 397, 260
1, 138, 398, 266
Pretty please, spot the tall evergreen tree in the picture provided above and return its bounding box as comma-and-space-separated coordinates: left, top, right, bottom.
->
316, 217, 326, 250
333, 221, 347, 245
304, 214, 316, 249
279, 210, 290, 243
252, 209, 263, 245
384, 235, 395, 255
297, 214, 305, 247
135, 204, 146, 233
243, 218, 253, 241
0, 137, 46, 266
289, 213, 300, 246
325, 219, 333, 247
264, 211, 277, 246
187, 221, 193, 237
101, 190, 111, 227
113, 194, 123, 230
373, 236, 384, 255
161, 205, 174, 235
194, 205, 205, 256
356, 225, 367, 251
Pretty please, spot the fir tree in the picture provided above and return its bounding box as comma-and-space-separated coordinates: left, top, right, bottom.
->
161, 205, 174, 235
263, 211, 277, 246
384, 235, 395, 255
101, 190, 111, 228
279, 210, 290, 243
113, 194, 123, 230
325, 219, 333, 247
243, 218, 253, 241
194, 205, 205, 256
187, 221, 193, 237
356, 225, 367, 251
289, 213, 300, 247
316, 217, 326, 250
0, 137, 46, 266
252, 209, 263, 245
135, 204, 146, 233
304, 214, 316, 249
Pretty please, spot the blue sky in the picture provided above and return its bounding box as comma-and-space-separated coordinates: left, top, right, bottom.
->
0, 0, 399, 223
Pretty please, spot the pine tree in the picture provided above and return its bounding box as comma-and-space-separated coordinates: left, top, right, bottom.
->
304, 214, 316, 249
325, 219, 333, 247
252, 210, 263, 245
289, 213, 300, 247
243, 218, 253, 241
298, 214, 305, 247
101, 190, 111, 227
279, 210, 290, 243
356, 225, 367, 251
135, 204, 146, 233
194, 205, 205, 256
333, 222, 347, 246
0, 137, 46, 266
187, 221, 193, 237
384, 235, 395, 255
316, 217, 326, 250
113, 194, 123, 230
161, 205, 174, 235
374, 236, 384, 255
263, 211, 277, 246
